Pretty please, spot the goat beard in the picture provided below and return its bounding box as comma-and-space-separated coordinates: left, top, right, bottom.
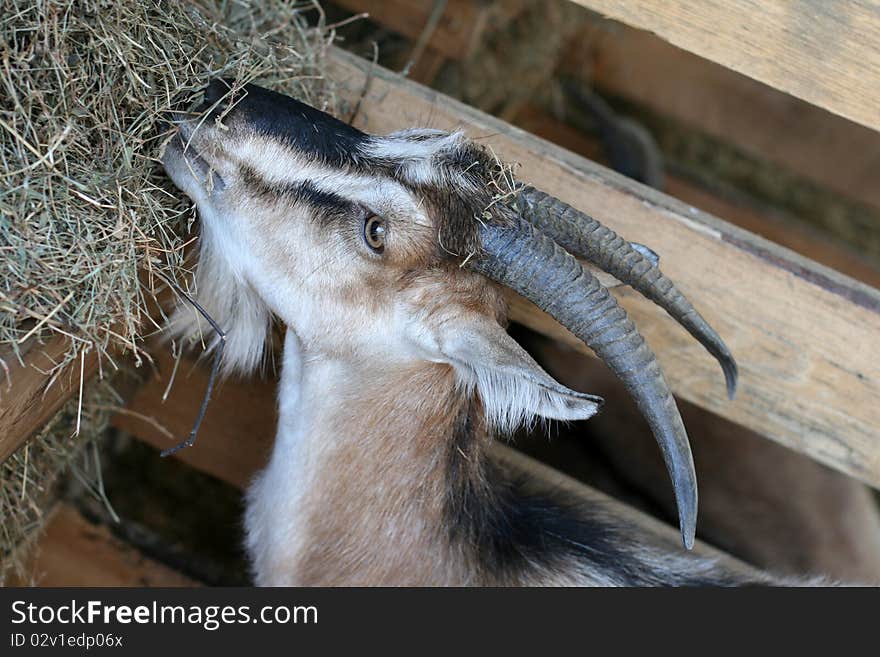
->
166, 228, 272, 378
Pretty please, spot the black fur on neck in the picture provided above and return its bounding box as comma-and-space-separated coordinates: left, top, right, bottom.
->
442, 395, 766, 586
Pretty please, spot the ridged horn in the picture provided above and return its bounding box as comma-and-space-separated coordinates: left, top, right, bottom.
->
469, 216, 698, 549
516, 186, 738, 400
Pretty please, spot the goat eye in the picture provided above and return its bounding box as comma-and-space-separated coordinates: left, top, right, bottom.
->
363, 215, 386, 253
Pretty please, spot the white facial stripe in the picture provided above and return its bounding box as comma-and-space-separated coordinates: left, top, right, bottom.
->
234, 136, 434, 228
364, 131, 467, 186
365, 130, 464, 159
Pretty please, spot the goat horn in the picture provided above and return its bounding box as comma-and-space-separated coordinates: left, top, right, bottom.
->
470, 216, 698, 549
516, 185, 738, 400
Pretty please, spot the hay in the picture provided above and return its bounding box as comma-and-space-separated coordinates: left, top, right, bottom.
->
0, 0, 343, 373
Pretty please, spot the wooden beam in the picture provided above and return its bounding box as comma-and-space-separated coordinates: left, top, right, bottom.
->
513, 105, 880, 290
10, 504, 198, 587
327, 47, 880, 488
0, 282, 173, 465
332, 0, 527, 61
575, 18, 880, 213
567, 1, 880, 134
112, 349, 275, 490
0, 338, 99, 464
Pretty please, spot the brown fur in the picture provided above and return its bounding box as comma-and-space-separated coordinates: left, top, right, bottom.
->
292, 363, 479, 585
284, 361, 615, 586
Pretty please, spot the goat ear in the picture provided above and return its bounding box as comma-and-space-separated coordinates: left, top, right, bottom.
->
428, 316, 603, 433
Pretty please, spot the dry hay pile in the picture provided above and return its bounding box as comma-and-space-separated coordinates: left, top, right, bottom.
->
1, 0, 341, 369
1, 0, 345, 573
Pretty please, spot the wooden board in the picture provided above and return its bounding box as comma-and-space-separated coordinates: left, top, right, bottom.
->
513, 105, 880, 290
0, 337, 99, 464
568, 1, 880, 134
10, 504, 198, 587
0, 282, 173, 465
575, 18, 880, 213
332, 0, 527, 61
112, 349, 276, 490
326, 47, 880, 488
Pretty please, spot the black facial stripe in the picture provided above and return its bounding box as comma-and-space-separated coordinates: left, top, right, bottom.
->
239, 166, 353, 218
209, 80, 369, 166
208, 81, 492, 184
284, 181, 353, 218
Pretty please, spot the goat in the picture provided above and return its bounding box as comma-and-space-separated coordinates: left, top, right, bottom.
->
162, 80, 783, 586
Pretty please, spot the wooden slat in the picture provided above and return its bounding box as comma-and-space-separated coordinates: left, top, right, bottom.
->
0, 338, 99, 463
576, 19, 880, 212
112, 349, 275, 489
568, 1, 880, 134
490, 442, 757, 579
11, 504, 198, 587
0, 282, 173, 465
327, 47, 880, 488
513, 105, 880, 289
332, 0, 527, 61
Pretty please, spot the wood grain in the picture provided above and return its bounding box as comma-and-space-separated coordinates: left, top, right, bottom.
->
332, 0, 527, 61
574, 18, 880, 212
11, 504, 198, 587
327, 47, 880, 488
0, 338, 99, 464
568, 1, 880, 133
0, 283, 174, 465
513, 105, 880, 289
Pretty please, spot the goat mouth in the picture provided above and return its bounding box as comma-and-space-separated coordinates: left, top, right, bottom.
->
163, 129, 226, 194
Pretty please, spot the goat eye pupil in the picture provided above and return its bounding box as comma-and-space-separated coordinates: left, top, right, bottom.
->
364, 215, 386, 253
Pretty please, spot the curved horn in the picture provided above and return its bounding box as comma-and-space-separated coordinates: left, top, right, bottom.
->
470, 216, 698, 549
516, 186, 737, 400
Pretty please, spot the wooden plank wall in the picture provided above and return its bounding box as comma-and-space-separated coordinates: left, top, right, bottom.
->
5, 1, 879, 587
570, 0, 880, 133
512, 106, 880, 290
574, 18, 880, 214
